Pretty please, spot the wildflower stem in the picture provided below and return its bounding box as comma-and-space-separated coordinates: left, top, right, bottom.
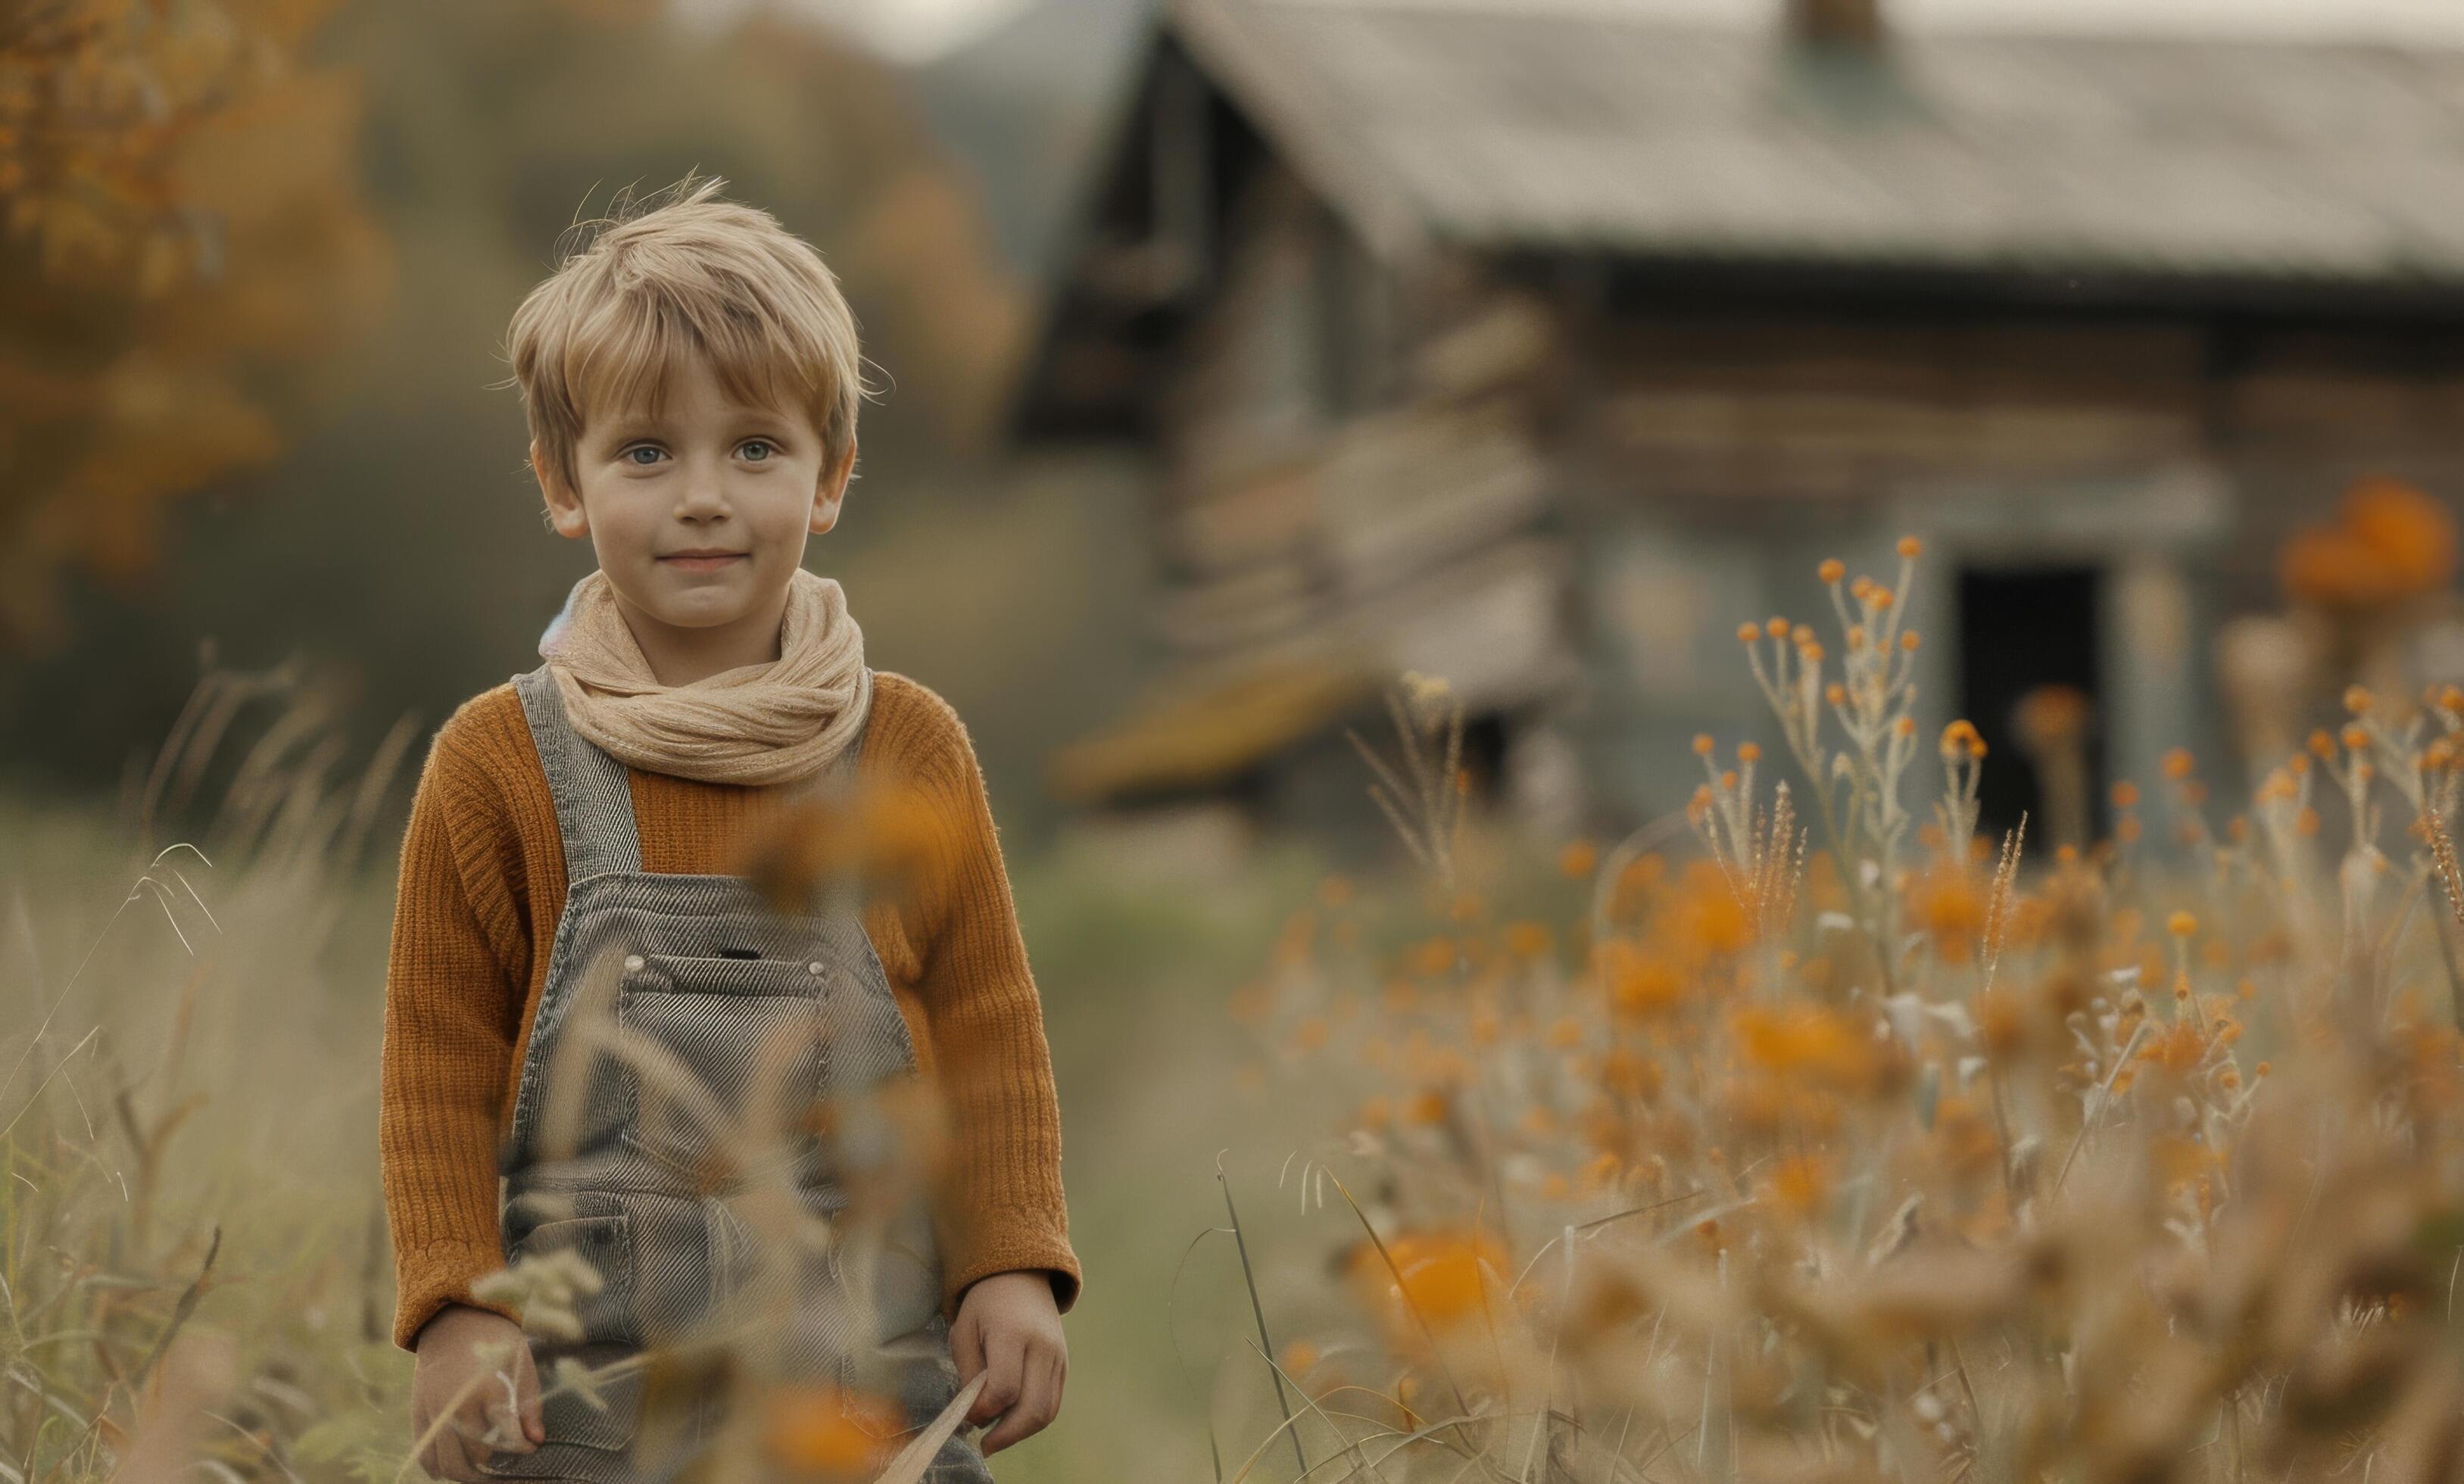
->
2051, 1018, 2148, 1199
1217, 1154, 1312, 1481
2417, 806, 2464, 1024
1168, 1225, 1237, 1482
129, 1225, 218, 1391
1242, 1337, 1389, 1484
1315, 1168, 1499, 1473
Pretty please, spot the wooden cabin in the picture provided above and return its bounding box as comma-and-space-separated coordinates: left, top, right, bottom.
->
1012, 0, 2464, 854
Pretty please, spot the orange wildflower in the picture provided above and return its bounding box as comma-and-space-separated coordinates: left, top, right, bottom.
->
1355, 1230, 1506, 1333
1914, 866, 1985, 962
766, 1386, 902, 1478
1766, 1153, 1830, 1216
1672, 863, 1752, 957
2140, 1021, 2207, 1074
1731, 1004, 1876, 1092
1600, 1046, 1662, 1100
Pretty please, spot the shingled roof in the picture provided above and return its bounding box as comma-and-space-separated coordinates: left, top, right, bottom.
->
1168, 0, 2464, 284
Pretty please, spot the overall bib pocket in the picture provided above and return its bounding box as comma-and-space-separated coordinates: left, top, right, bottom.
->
615, 952, 831, 1181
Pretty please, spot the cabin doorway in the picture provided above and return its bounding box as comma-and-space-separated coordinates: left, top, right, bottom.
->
1956, 565, 2106, 852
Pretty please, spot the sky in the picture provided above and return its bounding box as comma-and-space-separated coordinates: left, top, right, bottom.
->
673, 0, 1040, 61
1276, 0, 2464, 43
678, 0, 2464, 65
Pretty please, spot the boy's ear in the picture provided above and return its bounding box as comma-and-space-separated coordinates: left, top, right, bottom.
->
810, 438, 857, 537
534, 439, 588, 539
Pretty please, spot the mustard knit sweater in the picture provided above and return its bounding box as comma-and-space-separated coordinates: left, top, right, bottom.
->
377, 670, 1078, 1350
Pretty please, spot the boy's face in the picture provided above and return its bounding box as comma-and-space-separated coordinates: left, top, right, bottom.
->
536, 351, 853, 644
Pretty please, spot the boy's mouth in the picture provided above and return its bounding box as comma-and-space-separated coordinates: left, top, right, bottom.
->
659, 550, 748, 572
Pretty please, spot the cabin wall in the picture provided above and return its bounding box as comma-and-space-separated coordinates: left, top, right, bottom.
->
1120, 167, 1591, 841
2206, 328, 2464, 606
1552, 301, 2464, 835
1084, 228, 2464, 846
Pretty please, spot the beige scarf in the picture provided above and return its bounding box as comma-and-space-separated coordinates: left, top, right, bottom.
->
538, 567, 872, 786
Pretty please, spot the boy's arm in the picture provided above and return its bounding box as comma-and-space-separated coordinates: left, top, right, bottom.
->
899, 699, 1082, 1320
380, 727, 530, 1350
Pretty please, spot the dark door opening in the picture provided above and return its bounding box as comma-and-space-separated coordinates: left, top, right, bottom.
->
1957, 566, 2106, 853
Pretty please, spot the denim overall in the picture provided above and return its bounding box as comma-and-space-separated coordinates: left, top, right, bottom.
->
483, 664, 993, 1482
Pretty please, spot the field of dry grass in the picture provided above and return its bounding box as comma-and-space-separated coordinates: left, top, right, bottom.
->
0, 685, 1326, 1482
15, 541, 2464, 1483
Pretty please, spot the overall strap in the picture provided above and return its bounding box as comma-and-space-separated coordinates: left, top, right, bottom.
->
513, 665, 644, 880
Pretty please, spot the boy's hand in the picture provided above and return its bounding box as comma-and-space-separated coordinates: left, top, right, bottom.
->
411, 1305, 543, 1480
950, 1270, 1068, 1453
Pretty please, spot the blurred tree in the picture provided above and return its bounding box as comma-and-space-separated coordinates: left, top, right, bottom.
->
0, 0, 391, 650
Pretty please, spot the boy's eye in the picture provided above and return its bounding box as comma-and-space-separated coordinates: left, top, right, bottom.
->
623, 444, 665, 466
740, 440, 773, 462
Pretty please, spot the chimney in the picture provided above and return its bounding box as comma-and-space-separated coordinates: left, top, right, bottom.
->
1790, 0, 1882, 48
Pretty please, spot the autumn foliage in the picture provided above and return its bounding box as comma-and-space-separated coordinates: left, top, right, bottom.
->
0, 0, 388, 646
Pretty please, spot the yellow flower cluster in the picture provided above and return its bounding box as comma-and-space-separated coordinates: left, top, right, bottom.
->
1222, 544, 2464, 1482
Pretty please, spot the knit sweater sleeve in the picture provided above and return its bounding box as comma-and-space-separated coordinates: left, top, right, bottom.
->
378, 709, 531, 1351
890, 684, 1082, 1319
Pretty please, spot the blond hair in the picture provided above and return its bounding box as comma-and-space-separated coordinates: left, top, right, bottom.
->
506, 176, 872, 493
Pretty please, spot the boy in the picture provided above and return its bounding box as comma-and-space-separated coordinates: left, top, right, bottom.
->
379, 177, 1076, 1482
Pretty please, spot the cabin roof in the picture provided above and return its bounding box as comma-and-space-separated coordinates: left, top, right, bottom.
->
1168, 0, 2464, 280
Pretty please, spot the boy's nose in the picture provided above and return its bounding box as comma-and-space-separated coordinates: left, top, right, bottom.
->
675, 475, 730, 519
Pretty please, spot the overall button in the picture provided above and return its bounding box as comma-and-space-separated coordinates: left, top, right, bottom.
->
624, 954, 647, 973
806, 962, 825, 976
